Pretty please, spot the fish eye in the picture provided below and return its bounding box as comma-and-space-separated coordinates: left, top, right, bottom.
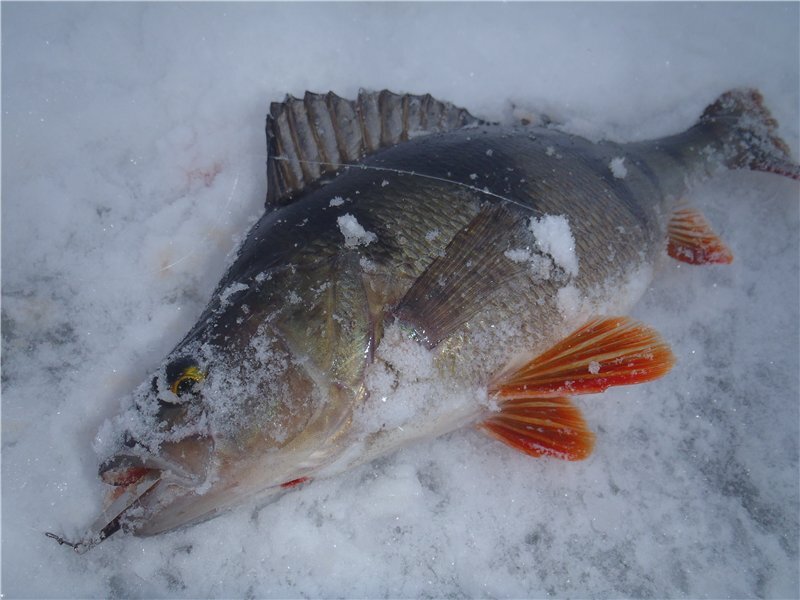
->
171, 365, 205, 397
158, 357, 207, 403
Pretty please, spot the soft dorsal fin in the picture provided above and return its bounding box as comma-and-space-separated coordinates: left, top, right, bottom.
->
266, 89, 484, 208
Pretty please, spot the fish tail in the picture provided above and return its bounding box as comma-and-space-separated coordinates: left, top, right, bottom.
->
699, 88, 799, 180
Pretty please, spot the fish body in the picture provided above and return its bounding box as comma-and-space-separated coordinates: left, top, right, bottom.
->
61, 89, 798, 550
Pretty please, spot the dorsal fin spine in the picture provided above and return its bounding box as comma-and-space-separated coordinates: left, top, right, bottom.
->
355, 90, 371, 153
288, 95, 321, 182
400, 94, 410, 142
378, 90, 391, 147
268, 102, 302, 194
326, 92, 359, 164
378, 90, 403, 147
323, 92, 348, 163
320, 92, 346, 165
303, 92, 334, 168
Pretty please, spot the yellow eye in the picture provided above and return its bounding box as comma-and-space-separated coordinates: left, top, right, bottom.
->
170, 365, 206, 396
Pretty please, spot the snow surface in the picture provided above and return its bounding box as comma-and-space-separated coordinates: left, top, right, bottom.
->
2, 3, 799, 598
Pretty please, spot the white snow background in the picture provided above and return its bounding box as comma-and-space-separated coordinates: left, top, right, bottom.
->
2, 3, 798, 598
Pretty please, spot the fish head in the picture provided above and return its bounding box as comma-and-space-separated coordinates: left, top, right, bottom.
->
94, 319, 344, 537
92, 228, 375, 541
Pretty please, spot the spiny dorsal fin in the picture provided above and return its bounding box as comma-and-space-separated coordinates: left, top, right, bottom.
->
266, 89, 484, 208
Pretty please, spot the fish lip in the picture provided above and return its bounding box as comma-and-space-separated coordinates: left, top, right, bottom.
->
99, 453, 199, 487
99, 434, 214, 488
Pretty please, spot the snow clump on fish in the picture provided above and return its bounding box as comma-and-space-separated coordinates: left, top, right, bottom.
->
337, 213, 378, 248
504, 215, 579, 282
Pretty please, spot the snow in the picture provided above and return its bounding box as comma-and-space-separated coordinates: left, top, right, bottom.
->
337, 213, 377, 248
357, 323, 481, 438
610, 156, 628, 179
503, 247, 553, 281
528, 214, 579, 277
2, 3, 798, 598
556, 284, 585, 321
218, 282, 249, 308
502, 214, 579, 282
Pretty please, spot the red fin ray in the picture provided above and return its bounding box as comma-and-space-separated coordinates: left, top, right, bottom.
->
491, 317, 675, 398
667, 207, 733, 265
480, 397, 594, 461
481, 317, 674, 460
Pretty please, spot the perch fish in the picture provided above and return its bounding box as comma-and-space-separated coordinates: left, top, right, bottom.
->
48, 88, 799, 552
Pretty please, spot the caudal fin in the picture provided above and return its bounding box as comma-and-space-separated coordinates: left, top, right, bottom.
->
699, 89, 799, 180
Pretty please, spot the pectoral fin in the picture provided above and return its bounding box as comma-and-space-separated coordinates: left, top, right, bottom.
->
481, 317, 674, 460
395, 202, 530, 349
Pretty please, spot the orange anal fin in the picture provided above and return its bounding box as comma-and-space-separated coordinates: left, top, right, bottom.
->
480, 397, 595, 460
491, 316, 675, 398
667, 207, 733, 265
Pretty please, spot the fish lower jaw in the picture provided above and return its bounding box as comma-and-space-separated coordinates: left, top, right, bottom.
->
130, 446, 346, 536
132, 382, 487, 535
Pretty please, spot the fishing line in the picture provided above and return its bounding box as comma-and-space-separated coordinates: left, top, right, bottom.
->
274, 156, 544, 216
160, 168, 244, 274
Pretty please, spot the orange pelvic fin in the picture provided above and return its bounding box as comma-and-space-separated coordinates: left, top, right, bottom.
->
481, 317, 674, 460
480, 396, 595, 460
667, 207, 733, 265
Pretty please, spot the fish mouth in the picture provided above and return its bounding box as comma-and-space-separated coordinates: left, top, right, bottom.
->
99, 434, 214, 488
50, 435, 216, 551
